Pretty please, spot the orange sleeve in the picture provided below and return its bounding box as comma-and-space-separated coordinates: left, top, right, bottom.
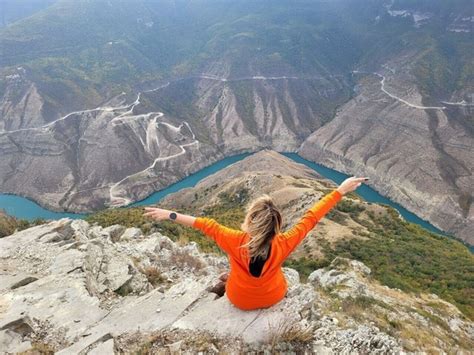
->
278, 189, 342, 256
193, 217, 245, 253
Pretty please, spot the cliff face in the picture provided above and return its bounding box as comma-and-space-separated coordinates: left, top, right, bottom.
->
0, 70, 348, 213
298, 62, 474, 245
0, 218, 472, 354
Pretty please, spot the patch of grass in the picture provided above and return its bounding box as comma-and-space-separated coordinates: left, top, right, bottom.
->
115, 282, 133, 297
383, 313, 403, 332
412, 308, 450, 331
170, 250, 206, 271
336, 199, 365, 218
335, 295, 382, 321
325, 209, 349, 225
284, 256, 330, 281
268, 319, 313, 351
138, 265, 165, 287
85, 207, 155, 234
18, 342, 55, 355
117, 329, 233, 354
0, 210, 46, 238
290, 182, 310, 189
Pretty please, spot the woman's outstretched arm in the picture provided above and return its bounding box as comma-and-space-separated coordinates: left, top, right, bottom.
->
143, 208, 244, 253
143, 207, 196, 226
279, 176, 368, 256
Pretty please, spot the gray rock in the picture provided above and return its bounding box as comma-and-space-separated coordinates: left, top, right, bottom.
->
167, 340, 183, 353
0, 329, 32, 354
157, 235, 176, 250
121, 227, 142, 240
283, 267, 300, 288
104, 225, 126, 242
1, 219, 471, 354
308, 257, 371, 298
88, 338, 115, 355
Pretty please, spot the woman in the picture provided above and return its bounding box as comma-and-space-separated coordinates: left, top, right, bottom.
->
143, 176, 368, 310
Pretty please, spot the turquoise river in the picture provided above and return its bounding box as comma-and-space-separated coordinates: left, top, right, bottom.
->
1, 151, 469, 251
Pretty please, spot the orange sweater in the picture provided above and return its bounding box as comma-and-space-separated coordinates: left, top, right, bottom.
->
193, 189, 343, 310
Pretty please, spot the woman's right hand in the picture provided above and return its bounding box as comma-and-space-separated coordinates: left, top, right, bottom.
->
336, 176, 369, 195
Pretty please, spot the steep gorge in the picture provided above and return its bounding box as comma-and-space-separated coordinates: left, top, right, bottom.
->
0, 0, 472, 245
299, 64, 473, 245
0, 71, 350, 212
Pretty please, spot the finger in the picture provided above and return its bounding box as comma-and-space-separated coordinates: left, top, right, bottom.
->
144, 207, 157, 210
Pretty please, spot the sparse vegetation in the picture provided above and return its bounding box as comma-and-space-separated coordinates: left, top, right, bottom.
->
138, 265, 165, 287
284, 257, 330, 281
86, 188, 249, 255
116, 329, 240, 354
325, 207, 474, 320
85, 207, 156, 235
170, 250, 206, 271
321, 290, 472, 351
18, 342, 55, 355
325, 209, 349, 225
286, 203, 473, 320
0, 210, 46, 238
268, 319, 314, 351
336, 199, 365, 217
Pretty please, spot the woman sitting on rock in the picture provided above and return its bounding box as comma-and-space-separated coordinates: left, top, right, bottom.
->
143, 176, 368, 310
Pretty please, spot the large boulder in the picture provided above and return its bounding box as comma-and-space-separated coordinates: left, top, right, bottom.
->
308, 257, 372, 298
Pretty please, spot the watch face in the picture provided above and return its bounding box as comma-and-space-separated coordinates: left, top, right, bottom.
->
169, 212, 177, 220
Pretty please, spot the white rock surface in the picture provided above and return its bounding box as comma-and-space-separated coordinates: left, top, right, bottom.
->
2, 219, 470, 353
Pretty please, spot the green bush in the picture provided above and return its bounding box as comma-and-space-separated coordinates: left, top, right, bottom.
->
0, 211, 45, 238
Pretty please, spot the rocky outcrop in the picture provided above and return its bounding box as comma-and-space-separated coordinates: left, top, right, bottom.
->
0, 219, 472, 353
308, 257, 474, 352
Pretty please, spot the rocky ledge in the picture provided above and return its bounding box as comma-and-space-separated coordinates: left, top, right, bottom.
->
0, 220, 472, 354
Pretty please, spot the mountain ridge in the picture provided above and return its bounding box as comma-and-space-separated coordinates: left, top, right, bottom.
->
0, 0, 472, 246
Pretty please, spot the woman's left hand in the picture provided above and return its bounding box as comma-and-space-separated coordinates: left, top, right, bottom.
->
143, 207, 171, 221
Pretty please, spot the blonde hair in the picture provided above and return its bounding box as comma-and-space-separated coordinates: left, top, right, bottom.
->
241, 194, 282, 261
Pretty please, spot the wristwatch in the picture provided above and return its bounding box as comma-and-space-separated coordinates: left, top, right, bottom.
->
169, 212, 177, 220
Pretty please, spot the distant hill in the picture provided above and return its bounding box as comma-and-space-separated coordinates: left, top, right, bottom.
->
0, 0, 56, 28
